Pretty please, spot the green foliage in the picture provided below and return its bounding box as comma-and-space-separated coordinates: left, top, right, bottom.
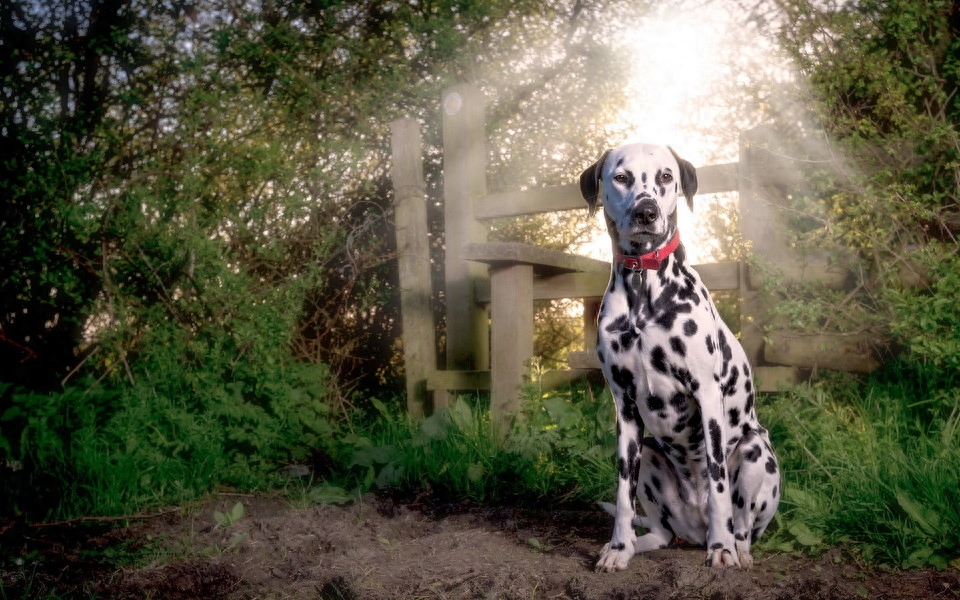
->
761, 370, 960, 568
750, 0, 960, 373
321, 380, 616, 507
0, 0, 641, 522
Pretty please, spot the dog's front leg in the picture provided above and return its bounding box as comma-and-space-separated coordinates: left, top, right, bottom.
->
699, 388, 740, 567
596, 404, 642, 572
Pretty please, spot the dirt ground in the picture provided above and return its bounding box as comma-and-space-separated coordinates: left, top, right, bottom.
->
4, 493, 959, 599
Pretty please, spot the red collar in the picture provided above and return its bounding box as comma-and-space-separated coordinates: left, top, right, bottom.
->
615, 232, 681, 271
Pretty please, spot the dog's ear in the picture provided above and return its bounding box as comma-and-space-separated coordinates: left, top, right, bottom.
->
579, 150, 610, 217
668, 146, 698, 212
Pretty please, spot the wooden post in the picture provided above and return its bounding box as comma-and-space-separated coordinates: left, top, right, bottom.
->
583, 299, 600, 355
738, 128, 775, 368
390, 119, 437, 417
489, 264, 534, 439
442, 85, 490, 373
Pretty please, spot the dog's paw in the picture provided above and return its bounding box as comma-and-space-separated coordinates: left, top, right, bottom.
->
595, 541, 635, 573
737, 547, 754, 569
705, 545, 741, 568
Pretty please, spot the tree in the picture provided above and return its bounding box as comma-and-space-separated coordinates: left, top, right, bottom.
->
1, 0, 646, 398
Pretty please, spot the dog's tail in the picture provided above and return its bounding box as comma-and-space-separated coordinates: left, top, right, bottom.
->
598, 501, 648, 528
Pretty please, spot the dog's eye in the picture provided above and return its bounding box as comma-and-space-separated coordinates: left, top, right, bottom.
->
613, 173, 628, 184
660, 173, 674, 184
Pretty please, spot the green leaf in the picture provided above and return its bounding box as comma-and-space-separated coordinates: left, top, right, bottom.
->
308, 484, 352, 506
895, 489, 941, 538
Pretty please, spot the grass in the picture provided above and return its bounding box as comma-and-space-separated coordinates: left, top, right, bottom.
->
761, 368, 960, 568
3, 360, 957, 572
321, 381, 618, 507
314, 364, 959, 570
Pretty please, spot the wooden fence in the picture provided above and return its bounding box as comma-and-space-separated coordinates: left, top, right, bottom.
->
391, 84, 884, 428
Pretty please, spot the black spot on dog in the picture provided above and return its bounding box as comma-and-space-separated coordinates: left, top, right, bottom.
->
611, 365, 638, 408
744, 444, 762, 462
647, 395, 665, 412
651, 474, 662, 492
735, 532, 746, 541
619, 328, 640, 353
733, 489, 744, 509
765, 456, 778, 474
605, 314, 630, 333
723, 365, 740, 397
728, 407, 741, 428
710, 543, 724, 550
669, 392, 688, 412
669, 336, 686, 357
708, 419, 723, 463
610, 542, 626, 551
760, 501, 768, 512
598, 350, 606, 364
643, 483, 655, 504
727, 517, 734, 535
655, 308, 681, 330
683, 319, 698, 336
772, 485, 779, 498
705, 334, 715, 354
670, 366, 700, 392
651, 346, 668, 373
709, 462, 722, 481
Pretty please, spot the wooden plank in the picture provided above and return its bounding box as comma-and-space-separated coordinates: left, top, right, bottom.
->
490, 264, 534, 439
583, 299, 601, 354
476, 184, 583, 220
764, 330, 884, 373
442, 84, 490, 373
390, 119, 438, 416
754, 366, 801, 392
540, 369, 599, 389
463, 242, 610, 275
427, 370, 490, 391
532, 271, 608, 300
474, 163, 741, 221
696, 162, 739, 195
568, 350, 599, 370
694, 261, 740, 290
474, 261, 738, 302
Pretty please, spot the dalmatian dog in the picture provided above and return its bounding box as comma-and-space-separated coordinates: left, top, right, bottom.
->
579, 144, 780, 572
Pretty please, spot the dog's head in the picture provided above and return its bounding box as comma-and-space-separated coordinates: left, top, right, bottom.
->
579, 144, 697, 253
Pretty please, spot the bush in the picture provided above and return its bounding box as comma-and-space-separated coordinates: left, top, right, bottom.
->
0, 273, 338, 520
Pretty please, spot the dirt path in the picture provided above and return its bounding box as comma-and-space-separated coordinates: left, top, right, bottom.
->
4, 494, 959, 599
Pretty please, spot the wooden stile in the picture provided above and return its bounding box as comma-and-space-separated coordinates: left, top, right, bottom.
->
387, 89, 885, 425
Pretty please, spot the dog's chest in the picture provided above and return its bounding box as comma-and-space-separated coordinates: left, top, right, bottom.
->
598, 267, 717, 448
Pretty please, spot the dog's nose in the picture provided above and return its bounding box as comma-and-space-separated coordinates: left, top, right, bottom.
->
634, 200, 659, 226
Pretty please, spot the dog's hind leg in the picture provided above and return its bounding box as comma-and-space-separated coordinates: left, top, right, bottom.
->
727, 427, 781, 568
